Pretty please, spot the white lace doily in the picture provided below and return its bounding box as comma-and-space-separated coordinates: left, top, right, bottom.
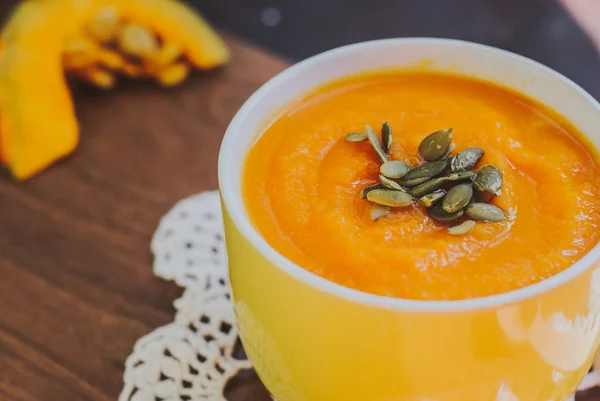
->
119, 190, 600, 401
119, 191, 251, 401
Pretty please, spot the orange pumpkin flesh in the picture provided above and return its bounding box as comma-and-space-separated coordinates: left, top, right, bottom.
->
0, 0, 80, 179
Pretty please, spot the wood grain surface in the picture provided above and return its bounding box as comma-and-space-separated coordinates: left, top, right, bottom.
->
0, 32, 285, 401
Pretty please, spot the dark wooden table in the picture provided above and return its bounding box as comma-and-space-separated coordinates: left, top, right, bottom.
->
0, 31, 285, 400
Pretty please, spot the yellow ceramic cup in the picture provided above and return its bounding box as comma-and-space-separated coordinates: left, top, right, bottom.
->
218, 39, 600, 401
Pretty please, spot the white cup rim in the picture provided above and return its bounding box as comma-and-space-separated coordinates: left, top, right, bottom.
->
219, 37, 600, 312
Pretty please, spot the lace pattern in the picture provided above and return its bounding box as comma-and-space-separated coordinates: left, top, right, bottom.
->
120, 191, 250, 401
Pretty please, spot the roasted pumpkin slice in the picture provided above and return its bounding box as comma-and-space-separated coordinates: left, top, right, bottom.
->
0, 0, 82, 179
0, 0, 230, 180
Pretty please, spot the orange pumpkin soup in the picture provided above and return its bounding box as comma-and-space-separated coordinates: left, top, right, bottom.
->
243, 72, 600, 300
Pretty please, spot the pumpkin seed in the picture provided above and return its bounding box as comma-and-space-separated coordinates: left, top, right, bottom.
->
366, 125, 389, 163
473, 164, 503, 196
429, 203, 464, 222
360, 183, 385, 199
367, 189, 414, 207
418, 128, 453, 161
118, 23, 158, 58
345, 133, 367, 143
370, 204, 390, 221
419, 190, 446, 207
380, 161, 411, 179
379, 175, 405, 191
382, 122, 393, 153
448, 220, 476, 235
450, 147, 484, 172
407, 170, 474, 198
446, 170, 475, 181
442, 183, 473, 213
88, 5, 120, 43
157, 63, 190, 87
408, 177, 447, 198
81, 67, 116, 90
401, 160, 448, 187
465, 203, 507, 222
441, 142, 456, 160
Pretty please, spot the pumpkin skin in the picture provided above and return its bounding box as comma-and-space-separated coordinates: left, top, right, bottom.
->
0, 0, 230, 180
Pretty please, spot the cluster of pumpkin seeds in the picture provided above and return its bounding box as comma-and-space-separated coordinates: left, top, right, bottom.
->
345, 123, 507, 235
62, 5, 192, 89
